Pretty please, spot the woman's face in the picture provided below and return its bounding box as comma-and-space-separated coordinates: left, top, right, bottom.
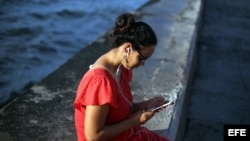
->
124, 45, 155, 70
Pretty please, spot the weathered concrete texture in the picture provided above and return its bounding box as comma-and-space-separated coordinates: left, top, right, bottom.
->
181, 0, 250, 141
131, 0, 202, 140
0, 0, 202, 140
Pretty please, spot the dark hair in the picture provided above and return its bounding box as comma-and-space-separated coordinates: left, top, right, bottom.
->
109, 13, 157, 51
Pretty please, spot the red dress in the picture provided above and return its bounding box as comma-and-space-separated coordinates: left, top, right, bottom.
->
74, 66, 169, 141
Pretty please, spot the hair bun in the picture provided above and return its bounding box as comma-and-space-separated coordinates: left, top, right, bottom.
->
109, 13, 157, 49
115, 13, 135, 33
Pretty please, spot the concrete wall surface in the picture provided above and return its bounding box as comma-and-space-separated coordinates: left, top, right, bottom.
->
0, 0, 202, 140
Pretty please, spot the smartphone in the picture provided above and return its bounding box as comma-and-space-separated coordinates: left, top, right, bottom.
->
150, 101, 173, 112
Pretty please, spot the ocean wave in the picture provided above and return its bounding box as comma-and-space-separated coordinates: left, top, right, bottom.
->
0, 0, 149, 107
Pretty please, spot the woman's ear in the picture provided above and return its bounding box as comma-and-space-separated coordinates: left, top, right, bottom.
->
123, 42, 132, 57
126, 48, 131, 56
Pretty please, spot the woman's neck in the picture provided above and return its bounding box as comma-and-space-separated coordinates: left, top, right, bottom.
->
93, 50, 123, 80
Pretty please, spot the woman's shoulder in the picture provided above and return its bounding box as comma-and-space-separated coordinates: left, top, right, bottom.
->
84, 67, 111, 79
82, 66, 116, 84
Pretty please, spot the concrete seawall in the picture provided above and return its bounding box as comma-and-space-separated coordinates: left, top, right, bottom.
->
0, 0, 202, 140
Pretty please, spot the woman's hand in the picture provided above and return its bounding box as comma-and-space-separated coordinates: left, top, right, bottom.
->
131, 110, 154, 125
131, 96, 167, 125
146, 96, 167, 112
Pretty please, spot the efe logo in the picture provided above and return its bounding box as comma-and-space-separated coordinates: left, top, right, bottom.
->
224, 124, 250, 141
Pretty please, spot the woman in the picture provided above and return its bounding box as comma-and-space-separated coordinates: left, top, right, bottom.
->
74, 13, 170, 141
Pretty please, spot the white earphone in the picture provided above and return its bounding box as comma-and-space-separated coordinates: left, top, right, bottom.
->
126, 48, 130, 57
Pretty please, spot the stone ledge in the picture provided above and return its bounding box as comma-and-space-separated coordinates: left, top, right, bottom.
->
0, 0, 203, 140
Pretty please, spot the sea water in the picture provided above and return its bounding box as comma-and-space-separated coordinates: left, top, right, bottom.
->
0, 0, 148, 107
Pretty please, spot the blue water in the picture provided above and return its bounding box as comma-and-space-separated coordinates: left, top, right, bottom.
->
0, 0, 148, 107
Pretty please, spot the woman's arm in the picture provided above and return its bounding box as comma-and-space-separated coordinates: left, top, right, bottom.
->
84, 104, 154, 141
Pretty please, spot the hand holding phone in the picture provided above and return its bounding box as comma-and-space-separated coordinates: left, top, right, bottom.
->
150, 101, 173, 112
